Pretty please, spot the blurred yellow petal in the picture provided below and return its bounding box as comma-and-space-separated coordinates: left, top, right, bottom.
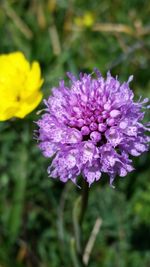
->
83, 12, 94, 27
74, 17, 83, 27
0, 105, 19, 121
24, 62, 44, 95
74, 12, 95, 28
0, 51, 43, 121
15, 92, 43, 118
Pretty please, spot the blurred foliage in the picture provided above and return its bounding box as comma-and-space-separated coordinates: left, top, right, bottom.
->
0, 0, 150, 266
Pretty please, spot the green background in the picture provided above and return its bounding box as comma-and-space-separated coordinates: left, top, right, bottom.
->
0, 0, 150, 266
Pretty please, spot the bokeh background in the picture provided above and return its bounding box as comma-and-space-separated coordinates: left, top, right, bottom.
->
0, 0, 150, 266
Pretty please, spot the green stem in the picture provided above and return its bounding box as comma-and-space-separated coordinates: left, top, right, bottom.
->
70, 237, 81, 267
8, 145, 27, 242
72, 179, 89, 266
7, 126, 28, 243
79, 179, 89, 227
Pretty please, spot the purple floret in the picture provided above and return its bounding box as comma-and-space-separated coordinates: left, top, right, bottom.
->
37, 70, 150, 186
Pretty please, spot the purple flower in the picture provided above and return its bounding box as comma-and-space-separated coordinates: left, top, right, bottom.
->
37, 70, 150, 186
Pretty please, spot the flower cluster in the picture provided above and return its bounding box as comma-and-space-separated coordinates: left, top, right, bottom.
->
37, 70, 150, 186
0, 52, 43, 121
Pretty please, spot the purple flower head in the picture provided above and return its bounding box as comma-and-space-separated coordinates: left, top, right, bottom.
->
37, 69, 150, 186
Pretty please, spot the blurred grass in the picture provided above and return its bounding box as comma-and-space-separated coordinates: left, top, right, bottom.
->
0, 0, 150, 266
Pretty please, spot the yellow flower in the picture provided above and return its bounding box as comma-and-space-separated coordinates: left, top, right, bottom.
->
74, 12, 95, 28
0, 51, 43, 121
